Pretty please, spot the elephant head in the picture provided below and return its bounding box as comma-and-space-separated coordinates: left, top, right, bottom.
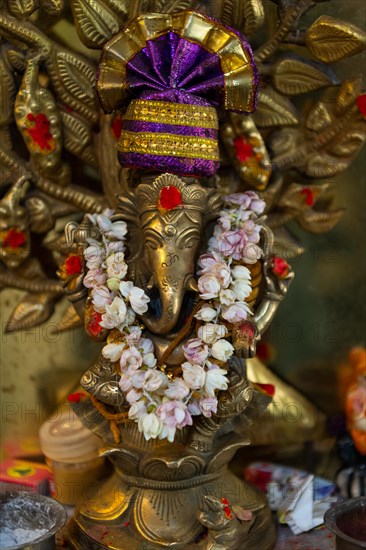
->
117, 174, 221, 335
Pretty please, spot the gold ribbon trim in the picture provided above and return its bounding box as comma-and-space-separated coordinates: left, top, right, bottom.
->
124, 99, 219, 129
97, 11, 255, 113
119, 130, 219, 161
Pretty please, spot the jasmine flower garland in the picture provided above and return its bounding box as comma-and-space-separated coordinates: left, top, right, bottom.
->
83, 192, 265, 442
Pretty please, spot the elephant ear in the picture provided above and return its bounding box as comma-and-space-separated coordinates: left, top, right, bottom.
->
205, 188, 223, 222
116, 191, 143, 271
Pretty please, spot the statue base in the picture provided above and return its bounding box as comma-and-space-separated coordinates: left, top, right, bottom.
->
67, 469, 276, 550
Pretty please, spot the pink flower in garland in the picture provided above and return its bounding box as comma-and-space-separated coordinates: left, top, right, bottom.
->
156, 400, 192, 429
182, 339, 209, 365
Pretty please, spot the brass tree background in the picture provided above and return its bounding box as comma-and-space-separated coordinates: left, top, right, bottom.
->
0, 0, 365, 433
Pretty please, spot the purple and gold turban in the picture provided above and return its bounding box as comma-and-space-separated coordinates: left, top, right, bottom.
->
96, 11, 258, 177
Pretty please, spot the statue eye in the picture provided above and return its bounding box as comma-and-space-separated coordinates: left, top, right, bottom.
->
185, 237, 199, 249
145, 237, 160, 251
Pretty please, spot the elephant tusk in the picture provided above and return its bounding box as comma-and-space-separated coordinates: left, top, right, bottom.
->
186, 276, 198, 293
147, 274, 156, 290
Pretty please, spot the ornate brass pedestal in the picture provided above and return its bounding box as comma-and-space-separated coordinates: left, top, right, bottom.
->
69, 477, 274, 550
67, 419, 276, 550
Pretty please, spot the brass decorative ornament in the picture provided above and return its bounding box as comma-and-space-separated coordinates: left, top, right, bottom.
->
1, 1, 365, 549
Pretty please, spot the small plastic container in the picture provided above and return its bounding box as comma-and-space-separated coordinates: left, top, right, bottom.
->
39, 409, 105, 506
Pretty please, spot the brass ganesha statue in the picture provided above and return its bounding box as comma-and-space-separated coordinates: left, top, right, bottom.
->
63, 171, 293, 550
1, 0, 365, 549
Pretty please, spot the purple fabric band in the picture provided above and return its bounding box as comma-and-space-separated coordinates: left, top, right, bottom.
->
123, 32, 224, 176
126, 32, 225, 108
118, 151, 220, 177
118, 25, 257, 176
122, 119, 218, 139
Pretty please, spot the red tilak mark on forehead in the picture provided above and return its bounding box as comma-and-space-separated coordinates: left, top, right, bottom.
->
159, 186, 182, 211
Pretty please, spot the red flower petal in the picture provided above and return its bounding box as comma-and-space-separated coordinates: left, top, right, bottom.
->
2, 228, 27, 248
272, 256, 289, 278
65, 254, 83, 275
300, 187, 315, 207
234, 137, 254, 162
159, 186, 182, 210
356, 94, 366, 118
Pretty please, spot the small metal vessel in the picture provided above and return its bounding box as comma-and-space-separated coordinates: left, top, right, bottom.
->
0, 491, 66, 550
324, 497, 366, 550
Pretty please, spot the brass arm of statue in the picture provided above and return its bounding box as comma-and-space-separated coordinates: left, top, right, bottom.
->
81, 353, 126, 408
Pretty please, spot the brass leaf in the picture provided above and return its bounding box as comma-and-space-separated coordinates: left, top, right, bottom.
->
46, 49, 98, 124
335, 77, 362, 114
269, 128, 299, 156
0, 56, 16, 126
221, 0, 264, 36
71, 0, 121, 49
306, 154, 348, 178
306, 102, 332, 132
7, 0, 37, 18
51, 304, 82, 333
298, 209, 344, 234
39, 0, 64, 16
273, 57, 337, 95
329, 130, 366, 157
273, 227, 305, 260
278, 182, 328, 210
252, 88, 299, 127
155, 0, 194, 14
61, 110, 92, 154
5, 47, 26, 72
26, 196, 54, 233
306, 16, 366, 63
5, 292, 55, 333
104, 0, 127, 19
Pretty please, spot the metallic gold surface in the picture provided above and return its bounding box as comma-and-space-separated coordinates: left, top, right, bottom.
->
67, 357, 277, 550
124, 100, 219, 129
97, 11, 256, 113
119, 130, 219, 160
1, 1, 366, 549
62, 173, 290, 548
306, 15, 366, 63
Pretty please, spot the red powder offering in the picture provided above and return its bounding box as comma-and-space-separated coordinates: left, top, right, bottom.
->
255, 383, 275, 397
234, 137, 254, 162
111, 116, 123, 139
300, 187, 315, 207
159, 186, 182, 210
356, 94, 366, 117
26, 113, 54, 151
67, 392, 86, 404
87, 311, 103, 337
272, 256, 289, 278
64, 254, 83, 276
2, 228, 26, 248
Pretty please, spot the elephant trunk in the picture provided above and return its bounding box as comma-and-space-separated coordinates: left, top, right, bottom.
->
141, 274, 196, 335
